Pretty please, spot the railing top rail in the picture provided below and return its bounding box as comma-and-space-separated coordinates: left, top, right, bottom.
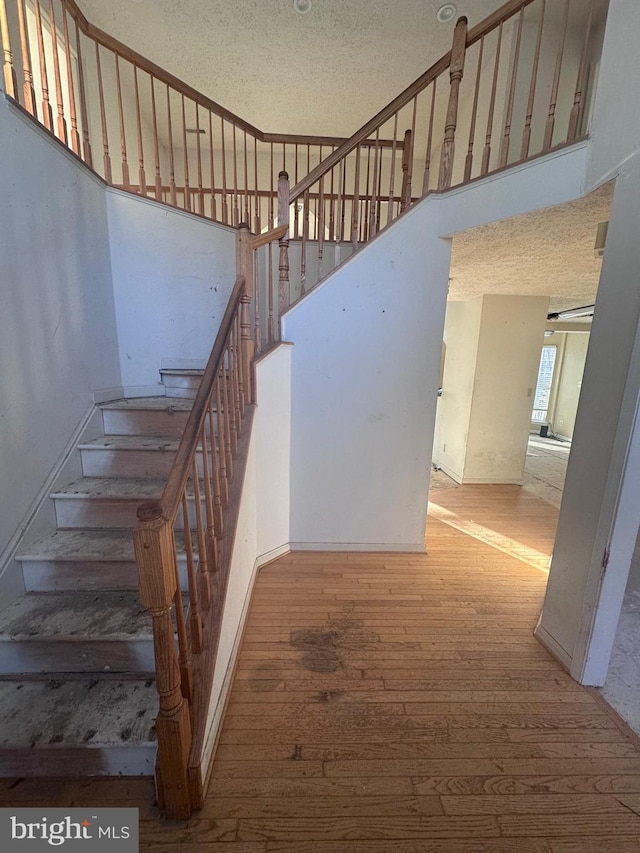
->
289, 0, 538, 202
137, 273, 246, 527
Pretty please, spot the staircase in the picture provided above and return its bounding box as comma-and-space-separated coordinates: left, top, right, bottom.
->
0, 375, 199, 777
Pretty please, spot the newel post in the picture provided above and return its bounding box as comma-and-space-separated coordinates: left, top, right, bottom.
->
438, 16, 468, 191
134, 502, 192, 820
277, 171, 290, 321
236, 223, 255, 404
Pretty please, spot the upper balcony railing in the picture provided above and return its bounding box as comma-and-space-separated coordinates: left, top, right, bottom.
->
0, 0, 393, 231
273, 0, 608, 302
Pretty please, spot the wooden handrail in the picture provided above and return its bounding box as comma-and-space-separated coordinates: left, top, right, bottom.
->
289, 51, 452, 202
251, 223, 288, 250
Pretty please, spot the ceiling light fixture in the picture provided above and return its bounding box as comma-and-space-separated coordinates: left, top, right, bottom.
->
293, 0, 312, 13
437, 4, 457, 23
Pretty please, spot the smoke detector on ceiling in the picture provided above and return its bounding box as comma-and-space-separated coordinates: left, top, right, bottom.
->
293, 0, 312, 13
437, 4, 457, 23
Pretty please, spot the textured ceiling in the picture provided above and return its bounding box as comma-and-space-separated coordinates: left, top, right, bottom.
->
77, 0, 505, 136
449, 182, 614, 313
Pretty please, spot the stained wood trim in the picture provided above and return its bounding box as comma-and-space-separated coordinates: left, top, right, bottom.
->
251, 223, 288, 250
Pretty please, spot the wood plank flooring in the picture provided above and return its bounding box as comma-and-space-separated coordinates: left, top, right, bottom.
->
3, 484, 640, 850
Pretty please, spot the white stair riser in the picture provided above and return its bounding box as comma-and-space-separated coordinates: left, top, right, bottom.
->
54, 497, 204, 530
22, 559, 190, 592
0, 639, 155, 675
81, 448, 206, 479
102, 409, 190, 437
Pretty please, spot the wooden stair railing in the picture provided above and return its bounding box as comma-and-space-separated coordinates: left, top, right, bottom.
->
0, 0, 394, 229
133, 221, 286, 819
277, 0, 604, 304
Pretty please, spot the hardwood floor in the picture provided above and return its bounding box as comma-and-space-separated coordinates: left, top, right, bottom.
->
3, 485, 640, 850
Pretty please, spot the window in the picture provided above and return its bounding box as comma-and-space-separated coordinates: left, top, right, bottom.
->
532, 345, 557, 423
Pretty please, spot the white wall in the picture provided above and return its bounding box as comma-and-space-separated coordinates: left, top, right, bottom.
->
466, 295, 549, 484
106, 190, 237, 390
550, 332, 590, 440
285, 196, 451, 551
586, 0, 640, 188
434, 299, 482, 482
0, 97, 121, 597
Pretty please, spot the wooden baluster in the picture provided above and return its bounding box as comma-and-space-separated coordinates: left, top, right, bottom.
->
318, 175, 325, 273
464, 35, 484, 183
166, 85, 177, 206
16, 0, 35, 113
198, 424, 217, 588
351, 145, 361, 246
209, 111, 216, 220
521, 0, 545, 159
181, 494, 202, 654
230, 321, 242, 434
543, 0, 570, 152
277, 171, 290, 319
33, 0, 52, 129
328, 156, 336, 243
208, 398, 224, 534
363, 146, 371, 241
216, 365, 232, 492
115, 56, 129, 187
481, 22, 503, 176
253, 250, 261, 354
243, 130, 249, 224
269, 143, 275, 229
267, 240, 274, 343
225, 339, 239, 455
196, 105, 204, 215
301, 190, 310, 292
232, 124, 239, 225
134, 509, 192, 820
47, 0, 67, 143
400, 128, 413, 213
221, 117, 228, 224
339, 158, 347, 242
133, 65, 146, 195
236, 223, 253, 404
0, 0, 16, 99
499, 8, 524, 168
439, 16, 468, 190
387, 114, 398, 224
254, 140, 260, 233
95, 45, 112, 183
368, 130, 380, 237
181, 95, 190, 210
172, 554, 192, 701
190, 459, 210, 610
568, 0, 595, 141
61, 6, 80, 155
150, 77, 162, 199
293, 143, 300, 239
74, 21, 91, 166
422, 79, 437, 195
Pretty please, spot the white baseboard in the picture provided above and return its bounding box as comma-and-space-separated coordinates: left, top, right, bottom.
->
432, 462, 463, 484
289, 541, 427, 553
534, 619, 572, 670
256, 543, 291, 567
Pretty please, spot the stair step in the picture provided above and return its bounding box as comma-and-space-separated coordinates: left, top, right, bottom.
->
101, 397, 192, 437
18, 530, 191, 591
0, 591, 154, 675
79, 434, 180, 478
0, 679, 156, 776
50, 477, 203, 529
160, 368, 203, 399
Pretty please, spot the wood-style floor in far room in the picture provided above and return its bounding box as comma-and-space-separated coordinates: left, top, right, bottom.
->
3, 484, 640, 851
